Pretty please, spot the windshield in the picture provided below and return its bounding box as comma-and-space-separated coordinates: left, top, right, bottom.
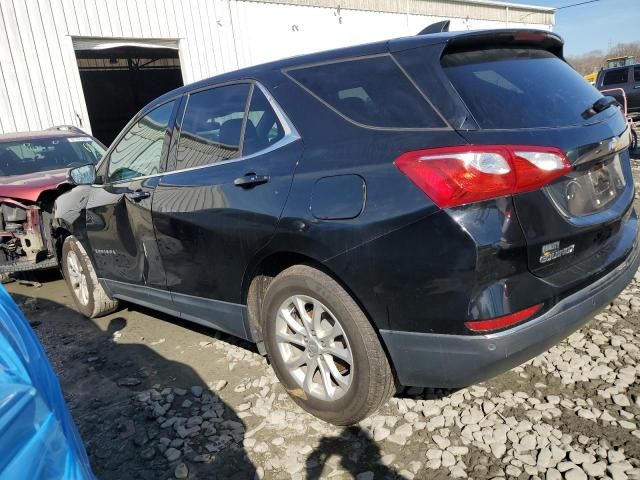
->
0, 136, 106, 177
442, 48, 610, 129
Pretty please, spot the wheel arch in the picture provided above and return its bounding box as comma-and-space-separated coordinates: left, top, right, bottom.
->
36, 185, 73, 212
53, 227, 72, 269
242, 250, 395, 374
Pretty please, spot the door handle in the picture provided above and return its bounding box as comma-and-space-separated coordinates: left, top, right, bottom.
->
126, 189, 151, 201
233, 173, 270, 188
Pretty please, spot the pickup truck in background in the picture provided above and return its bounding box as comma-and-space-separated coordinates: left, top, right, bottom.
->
596, 63, 640, 114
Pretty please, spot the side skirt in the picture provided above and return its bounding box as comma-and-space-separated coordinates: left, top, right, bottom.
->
100, 279, 252, 341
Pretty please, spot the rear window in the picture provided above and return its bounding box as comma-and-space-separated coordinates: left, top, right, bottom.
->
602, 68, 629, 86
442, 48, 605, 129
287, 56, 445, 129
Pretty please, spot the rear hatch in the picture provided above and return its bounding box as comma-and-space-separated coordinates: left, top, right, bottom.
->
442, 41, 634, 282
411, 33, 634, 283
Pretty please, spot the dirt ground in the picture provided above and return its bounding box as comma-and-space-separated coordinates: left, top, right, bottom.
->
4, 155, 640, 480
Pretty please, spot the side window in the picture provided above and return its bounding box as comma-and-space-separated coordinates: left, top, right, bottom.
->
176, 83, 250, 170
107, 101, 175, 183
286, 56, 445, 128
634, 67, 640, 82
242, 88, 285, 156
602, 68, 629, 86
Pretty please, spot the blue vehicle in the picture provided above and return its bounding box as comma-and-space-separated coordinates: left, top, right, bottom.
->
0, 285, 93, 479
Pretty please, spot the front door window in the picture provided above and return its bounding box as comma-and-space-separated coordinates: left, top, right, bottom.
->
107, 101, 175, 183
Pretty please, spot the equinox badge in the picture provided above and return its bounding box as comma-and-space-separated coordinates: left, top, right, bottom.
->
540, 241, 575, 264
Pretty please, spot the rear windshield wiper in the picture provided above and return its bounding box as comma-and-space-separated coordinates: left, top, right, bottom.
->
581, 96, 619, 119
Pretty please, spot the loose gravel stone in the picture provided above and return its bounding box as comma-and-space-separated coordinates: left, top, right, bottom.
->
441, 450, 456, 468
546, 468, 562, 480
165, 448, 181, 462
117, 377, 141, 387
373, 426, 390, 442
565, 468, 587, 480
214, 380, 228, 391
356, 472, 374, 480
583, 462, 607, 477
426, 449, 441, 460
174, 463, 188, 479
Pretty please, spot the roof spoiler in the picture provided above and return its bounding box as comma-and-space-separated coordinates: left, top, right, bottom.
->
445, 30, 564, 58
417, 20, 450, 36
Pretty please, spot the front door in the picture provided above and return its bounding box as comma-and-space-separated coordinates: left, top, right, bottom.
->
152, 83, 302, 338
86, 100, 177, 291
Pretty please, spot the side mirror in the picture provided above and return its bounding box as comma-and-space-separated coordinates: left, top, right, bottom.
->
68, 164, 96, 185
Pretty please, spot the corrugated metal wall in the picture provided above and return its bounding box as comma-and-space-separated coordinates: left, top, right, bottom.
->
0, 0, 553, 135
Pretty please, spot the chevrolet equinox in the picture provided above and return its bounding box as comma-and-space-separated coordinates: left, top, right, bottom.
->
54, 26, 639, 425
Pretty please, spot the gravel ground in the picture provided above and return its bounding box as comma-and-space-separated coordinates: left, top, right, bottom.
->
5, 156, 640, 480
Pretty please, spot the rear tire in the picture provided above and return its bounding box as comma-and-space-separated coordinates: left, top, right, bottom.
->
262, 265, 396, 425
62, 236, 118, 318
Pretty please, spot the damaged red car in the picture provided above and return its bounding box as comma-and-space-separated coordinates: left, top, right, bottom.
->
0, 127, 105, 277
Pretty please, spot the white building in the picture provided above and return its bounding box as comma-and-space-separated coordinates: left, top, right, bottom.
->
0, 0, 554, 144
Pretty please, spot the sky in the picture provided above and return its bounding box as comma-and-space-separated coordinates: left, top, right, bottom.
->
520, 0, 639, 56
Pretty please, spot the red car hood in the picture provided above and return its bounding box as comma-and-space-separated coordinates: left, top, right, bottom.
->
0, 169, 69, 203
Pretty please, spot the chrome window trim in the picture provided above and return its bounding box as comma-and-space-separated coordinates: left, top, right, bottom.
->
98, 81, 301, 186
282, 53, 453, 131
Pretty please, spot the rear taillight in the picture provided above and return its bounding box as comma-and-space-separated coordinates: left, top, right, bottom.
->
465, 303, 542, 332
394, 145, 571, 208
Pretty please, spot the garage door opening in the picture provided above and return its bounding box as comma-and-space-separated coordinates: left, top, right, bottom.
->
75, 43, 183, 146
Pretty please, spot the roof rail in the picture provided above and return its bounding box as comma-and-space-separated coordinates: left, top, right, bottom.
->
417, 20, 450, 36
46, 125, 88, 135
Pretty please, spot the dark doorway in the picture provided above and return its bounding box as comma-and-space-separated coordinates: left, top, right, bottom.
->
76, 46, 183, 146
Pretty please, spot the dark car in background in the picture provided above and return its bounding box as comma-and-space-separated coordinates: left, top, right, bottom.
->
53, 27, 638, 425
0, 127, 105, 277
596, 62, 640, 113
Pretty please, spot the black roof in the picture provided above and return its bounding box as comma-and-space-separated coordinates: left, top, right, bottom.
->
146, 28, 563, 113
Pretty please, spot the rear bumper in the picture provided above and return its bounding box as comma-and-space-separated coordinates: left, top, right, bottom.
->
381, 237, 640, 388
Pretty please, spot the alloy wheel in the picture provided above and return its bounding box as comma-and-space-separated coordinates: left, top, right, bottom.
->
67, 250, 89, 306
275, 294, 353, 401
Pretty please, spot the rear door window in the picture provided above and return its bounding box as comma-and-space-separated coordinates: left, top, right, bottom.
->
286, 56, 445, 129
176, 83, 250, 170
442, 48, 606, 129
634, 67, 640, 82
602, 68, 629, 86
243, 88, 285, 156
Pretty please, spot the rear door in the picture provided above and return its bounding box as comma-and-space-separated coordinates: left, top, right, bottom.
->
152, 82, 302, 338
439, 46, 634, 282
86, 100, 176, 291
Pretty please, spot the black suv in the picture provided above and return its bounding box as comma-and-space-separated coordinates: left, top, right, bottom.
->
54, 27, 639, 425
596, 62, 640, 114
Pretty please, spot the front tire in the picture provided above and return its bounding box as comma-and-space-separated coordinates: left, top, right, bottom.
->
62, 236, 118, 318
262, 265, 396, 425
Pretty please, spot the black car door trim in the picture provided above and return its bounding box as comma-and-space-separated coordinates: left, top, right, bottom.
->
101, 279, 252, 341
